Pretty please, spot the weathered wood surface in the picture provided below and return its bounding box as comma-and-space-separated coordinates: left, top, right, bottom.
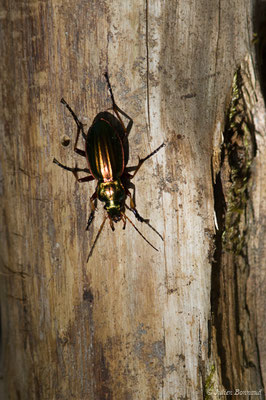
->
0, 0, 264, 399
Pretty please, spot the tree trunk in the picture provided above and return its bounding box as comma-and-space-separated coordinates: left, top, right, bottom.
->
0, 0, 265, 399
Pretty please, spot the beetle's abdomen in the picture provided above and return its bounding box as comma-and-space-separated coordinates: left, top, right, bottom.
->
86, 118, 124, 181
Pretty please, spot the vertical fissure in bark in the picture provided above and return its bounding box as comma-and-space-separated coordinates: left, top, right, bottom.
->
211, 67, 263, 391
211, 165, 228, 390
145, 0, 151, 131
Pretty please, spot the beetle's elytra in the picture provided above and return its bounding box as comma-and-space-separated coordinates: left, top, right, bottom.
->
53, 72, 165, 260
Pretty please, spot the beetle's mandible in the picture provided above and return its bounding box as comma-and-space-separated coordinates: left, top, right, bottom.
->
53, 72, 165, 260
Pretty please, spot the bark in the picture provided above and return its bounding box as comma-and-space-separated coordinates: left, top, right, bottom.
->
0, 0, 264, 399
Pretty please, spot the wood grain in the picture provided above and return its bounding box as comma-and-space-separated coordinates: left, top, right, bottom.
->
0, 0, 264, 399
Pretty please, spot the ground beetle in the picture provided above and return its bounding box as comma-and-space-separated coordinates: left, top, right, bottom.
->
53, 73, 164, 260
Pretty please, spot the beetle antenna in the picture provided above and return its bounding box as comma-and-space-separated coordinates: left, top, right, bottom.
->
87, 215, 108, 262
123, 213, 158, 252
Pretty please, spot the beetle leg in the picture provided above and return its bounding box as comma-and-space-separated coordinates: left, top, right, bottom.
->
61, 98, 86, 157
130, 142, 165, 179
125, 199, 148, 223
53, 158, 91, 174
86, 213, 94, 231
104, 72, 133, 138
69, 162, 93, 183
122, 212, 158, 252
86, 192, 98, 230
73, 125, 86, 157
121, 213, 127, 229
125, 189, 136, 211
113, 104, 133, 139
130, 208, 147, 223
125, 187, 164, 241
108, 216, 115, 231
124, 190, 148, 223
87, 215, 108, 261
104, 72, 116, 106
125, 203, 164, 241
73, 172, 95, 183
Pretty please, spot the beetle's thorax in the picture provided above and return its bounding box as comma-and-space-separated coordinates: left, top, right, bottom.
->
97, 179, 125, 220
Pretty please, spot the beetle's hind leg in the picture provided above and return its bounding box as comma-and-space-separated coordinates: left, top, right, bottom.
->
104, 72, 116, 108
125, 189, 148, 223
113, 104, 133, 140
61, 98, 86, 157
104, 72, 133, 138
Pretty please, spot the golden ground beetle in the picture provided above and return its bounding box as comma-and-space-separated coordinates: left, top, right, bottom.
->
53, 73, 165, 260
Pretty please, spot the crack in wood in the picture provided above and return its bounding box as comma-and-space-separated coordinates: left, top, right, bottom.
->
146, 0, 151, 131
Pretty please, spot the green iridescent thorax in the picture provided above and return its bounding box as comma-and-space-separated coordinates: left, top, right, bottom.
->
97, 179, 126, 219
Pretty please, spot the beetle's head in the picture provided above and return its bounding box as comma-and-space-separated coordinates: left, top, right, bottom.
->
106, 205, 122, 222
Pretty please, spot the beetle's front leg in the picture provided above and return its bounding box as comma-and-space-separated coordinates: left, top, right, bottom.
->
86, 192, 97, 230
125, 201, 164, 242
129, 206, 147, 223
125, 190, 148, 223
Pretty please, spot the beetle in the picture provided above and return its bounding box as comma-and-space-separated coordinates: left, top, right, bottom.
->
53, 72, 164, 260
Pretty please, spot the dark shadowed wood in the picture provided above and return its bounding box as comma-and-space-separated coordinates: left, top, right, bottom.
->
0, 0, 265, 399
